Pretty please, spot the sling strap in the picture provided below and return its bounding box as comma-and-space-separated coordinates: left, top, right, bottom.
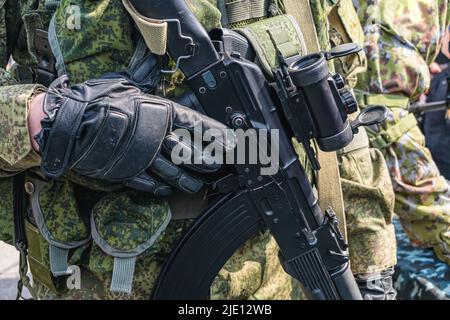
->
283, 0, 347, 240
13, 173, 37, 300
355, 91, 416, 149
221, 0, 269, 25
122, 0, 168, 56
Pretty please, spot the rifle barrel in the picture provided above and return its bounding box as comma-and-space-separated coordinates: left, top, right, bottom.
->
409, 100, 449, 113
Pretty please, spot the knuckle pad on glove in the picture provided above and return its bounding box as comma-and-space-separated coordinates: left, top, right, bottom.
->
40, 77, 172, 182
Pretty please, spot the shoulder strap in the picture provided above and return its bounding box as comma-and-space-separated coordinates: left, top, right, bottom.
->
283, 0, 347, 240
13, 173, 37, 300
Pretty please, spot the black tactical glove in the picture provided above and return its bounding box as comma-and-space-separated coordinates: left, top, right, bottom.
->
35, 75, 234, 196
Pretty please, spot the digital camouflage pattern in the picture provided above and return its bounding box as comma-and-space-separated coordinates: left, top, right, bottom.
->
354, 0, 450, 265
339, 147, 397, 274
91, 191, 170, 252
53, 0, 135, 84
355, 0, 449, 100
0, 84, 44, 171
393, 217, 450, 300
38, 178, 90, 244
210, 232, 304, 300
0, 178, 13, 244
0, 0, 398, 300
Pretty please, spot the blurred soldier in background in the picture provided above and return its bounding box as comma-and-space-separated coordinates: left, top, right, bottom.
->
353, 0, 450, 267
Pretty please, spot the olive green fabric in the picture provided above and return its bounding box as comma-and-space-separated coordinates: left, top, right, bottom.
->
0, 177, 13, 244
237, 14, 307, 76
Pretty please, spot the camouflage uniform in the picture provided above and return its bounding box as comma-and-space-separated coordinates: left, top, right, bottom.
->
0, 0, 304, 300
354, 0, 450, 265
0, 0, 396, 300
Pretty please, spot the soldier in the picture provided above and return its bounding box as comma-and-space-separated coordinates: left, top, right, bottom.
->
0, 0, 396, 300
353, 0, 450, 266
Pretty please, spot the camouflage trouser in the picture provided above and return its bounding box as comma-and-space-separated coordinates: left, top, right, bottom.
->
338, 130, 397, 275
369, 107, 450, 265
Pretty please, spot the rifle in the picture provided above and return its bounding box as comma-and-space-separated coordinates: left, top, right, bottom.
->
409, 99, 449, 114
129, 1, 387, 300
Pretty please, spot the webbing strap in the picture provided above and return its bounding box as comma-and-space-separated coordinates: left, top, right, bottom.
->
267, 26, 300, 58
224, 0, 269, 24
49, 245, 70, 277
122, 0, 168, 56
13, 173, 37, 300
354, 91, 416, 149
283, 0, 347, 240
355, 91, 410, 109
368, 113, 417, 149
282, 0, 321, 54
110, 257, 136, 294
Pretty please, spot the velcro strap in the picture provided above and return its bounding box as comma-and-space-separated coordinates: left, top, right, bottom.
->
41, 99, 87, 178
110, 257, 136, 294
49, 245, 70, 277
122, 0, 167, 56
355, 91, 410, 109
267, 27, 299, 58
368, 113, 417, 149
225, 0, 269, 24
237, 15, 307, 76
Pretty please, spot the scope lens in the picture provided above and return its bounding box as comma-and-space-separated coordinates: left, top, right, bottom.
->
358, 105, 388, 126
290, 54, 322, 71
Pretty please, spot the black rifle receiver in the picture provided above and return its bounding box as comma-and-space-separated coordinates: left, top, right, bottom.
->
130, 0, 386, 300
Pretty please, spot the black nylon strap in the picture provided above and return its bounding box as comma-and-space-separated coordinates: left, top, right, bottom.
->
13, 173, 27, 251
41, 99, 87, 178
13, 173, 37, 300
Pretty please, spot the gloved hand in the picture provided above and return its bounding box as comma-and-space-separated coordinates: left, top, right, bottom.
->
35, 75, 234, 196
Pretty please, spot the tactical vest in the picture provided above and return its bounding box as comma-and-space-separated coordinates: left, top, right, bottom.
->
3, 0, 366, 297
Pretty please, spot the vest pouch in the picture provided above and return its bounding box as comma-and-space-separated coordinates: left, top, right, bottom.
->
28, 177, 91, 278
236, 14, 307, 77
328, 0, 367, 87
90, 191, 171, 294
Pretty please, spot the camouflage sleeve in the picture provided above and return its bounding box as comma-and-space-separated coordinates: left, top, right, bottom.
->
355, 0, 448, 99
0, 0, 45, 176
0, 83, 45, 176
